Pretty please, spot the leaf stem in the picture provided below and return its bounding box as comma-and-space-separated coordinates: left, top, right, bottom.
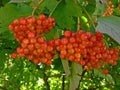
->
32, 0, 43, 16
49, 0, 62, 17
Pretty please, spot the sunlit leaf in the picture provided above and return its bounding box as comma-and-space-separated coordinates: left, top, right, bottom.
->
69, 63, 83, 90
105, 74, 115, 84
96, 16, 120, 44
61, 59, 70, 76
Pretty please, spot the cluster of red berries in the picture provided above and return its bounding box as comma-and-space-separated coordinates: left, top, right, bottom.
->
9, 14, 55, 43
9, 14, 119, 74
55, 30, 119, 74
9, 14, 55, 65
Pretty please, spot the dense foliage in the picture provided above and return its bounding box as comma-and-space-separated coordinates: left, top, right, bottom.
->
0, 0, 120, 90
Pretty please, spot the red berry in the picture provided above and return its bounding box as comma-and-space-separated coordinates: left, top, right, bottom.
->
11, 52, 17, 58
102, 69, 108, 74
28, 32, 35, 38
37, 36, 45, 43
64, 30, 71, 37
79, 60, 85, 66
61, 38, 68, 45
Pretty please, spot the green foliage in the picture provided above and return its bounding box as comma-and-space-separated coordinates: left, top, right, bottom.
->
53, 0, 81, 30
0, 3, 32, 40
69, 63, 83, 90
84, 0, 96, 15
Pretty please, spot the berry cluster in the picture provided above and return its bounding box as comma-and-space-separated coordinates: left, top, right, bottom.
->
55, 30, 119, 72
9, 14, 55, 65
9, 14, 119, 74
9, 14, 55, 43
103, 1, 114, 16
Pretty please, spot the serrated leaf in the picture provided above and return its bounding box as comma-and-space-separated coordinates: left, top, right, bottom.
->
85, 0, 96, 15
64, 0, 81, 17
39, 0, 58, 12
61, 59, 70, 76
53, 0, 81, 30
96, 16, 120, 44
0, 4, 32, 40
69, 63, 83, 90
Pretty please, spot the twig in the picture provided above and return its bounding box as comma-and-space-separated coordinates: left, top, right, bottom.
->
32, 0, 43, 16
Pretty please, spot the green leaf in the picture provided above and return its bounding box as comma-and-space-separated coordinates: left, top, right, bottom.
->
93, 1, 107, 15
94, 69, 103, 77
53, 0, 81, 30
61, 59, 70, 76
94, 69, 115, 84
39, 0, 58, 12
85, 0, 96, 15
44, 28, 61, 40
96, 16, 120, 44
105, 74, 115, 84
0, 3, 32, 40
64, 0, 81, 17
111, 0, 118, 6
114, 8, 120, 16
69, 63, 83, 90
